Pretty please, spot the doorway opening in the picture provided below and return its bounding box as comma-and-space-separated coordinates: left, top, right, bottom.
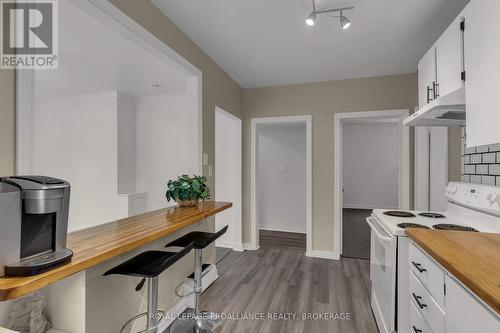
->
334, 110, 410, 259
251, 116, 312, 254
215, 107, 242, 261
15, 0, 202, 232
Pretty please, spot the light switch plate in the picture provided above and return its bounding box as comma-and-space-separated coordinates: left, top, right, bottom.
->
203, 153, 209, 166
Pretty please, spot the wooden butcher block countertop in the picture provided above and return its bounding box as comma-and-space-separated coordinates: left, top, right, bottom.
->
407, 229, 500, 314
0, 201, 232, 301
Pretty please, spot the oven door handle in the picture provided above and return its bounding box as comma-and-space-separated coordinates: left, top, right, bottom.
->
366, 217, 393, 242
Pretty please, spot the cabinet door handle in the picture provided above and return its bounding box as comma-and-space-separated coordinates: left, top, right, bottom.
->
433, 81, 440, 99
412, 293, 428, 309
413, 326, 423, 333
411, 261, 427, 273
427, 86, 433, 103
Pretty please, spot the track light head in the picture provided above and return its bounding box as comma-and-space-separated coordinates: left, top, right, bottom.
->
340, 12, 351, 30
306, 12, 316, 26
305, 5, 354, 30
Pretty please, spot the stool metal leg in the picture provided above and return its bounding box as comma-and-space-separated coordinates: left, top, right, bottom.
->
147, 277, 159, 333
194, 248, 203, 315
169, 249, 220, 333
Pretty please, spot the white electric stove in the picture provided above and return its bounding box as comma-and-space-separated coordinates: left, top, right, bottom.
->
367, 182, 500, 333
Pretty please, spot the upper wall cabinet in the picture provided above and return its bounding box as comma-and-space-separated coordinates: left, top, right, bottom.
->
464, 0, 500, 147
436, 14, 465, 98
418, 46, 437, 109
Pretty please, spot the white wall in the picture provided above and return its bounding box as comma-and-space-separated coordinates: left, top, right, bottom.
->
342, 122, 399, 209
257, 124, 306, 233
33, 92, 129, 232
215, 108, 242, 249
136, 94, 195, 212
117, 93, 137, 195
32, 92, 196, 232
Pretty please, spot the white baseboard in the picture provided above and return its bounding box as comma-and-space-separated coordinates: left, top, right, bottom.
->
155, 265, 219, 331
243, 243, 260, 251
216, 241, 244, 252
306, 250, 340, 260
259, 225, 306, 234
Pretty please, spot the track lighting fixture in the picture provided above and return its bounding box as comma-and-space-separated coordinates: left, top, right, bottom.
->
305, 0, 354, 30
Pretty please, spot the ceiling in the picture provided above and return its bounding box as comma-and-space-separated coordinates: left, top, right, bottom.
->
153, 0, 469, 88
35, 0, 187, 100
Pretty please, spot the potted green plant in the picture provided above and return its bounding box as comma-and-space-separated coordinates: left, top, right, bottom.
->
166, 175, 211, 207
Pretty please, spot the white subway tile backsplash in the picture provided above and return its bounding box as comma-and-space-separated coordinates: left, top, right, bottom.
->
470, 175, 482, 184
490, 164, 500, 176
470, 154, 482, 164
460, 129, 500, 186
476, 146, 489, 153
481, 176, 496, 185
488, 143, 500, 152
464, 165, 476, 174
482, 153, 497, 164
465, 146, 476, 155
476, 165, 489, 175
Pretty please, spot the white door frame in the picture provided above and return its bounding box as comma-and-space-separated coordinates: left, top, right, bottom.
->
333, 110, 410, 258
215, 107, 243, 251
15, 0, 203, 176
250, 115, 313, 254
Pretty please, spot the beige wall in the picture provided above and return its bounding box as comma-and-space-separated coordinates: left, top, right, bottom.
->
243, 73, 418, 252
0, 69, 15, 177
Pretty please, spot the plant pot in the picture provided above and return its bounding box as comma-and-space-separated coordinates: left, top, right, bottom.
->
175, 198, 200, 207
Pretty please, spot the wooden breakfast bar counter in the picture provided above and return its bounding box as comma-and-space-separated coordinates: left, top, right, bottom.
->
0, 201, 232, 302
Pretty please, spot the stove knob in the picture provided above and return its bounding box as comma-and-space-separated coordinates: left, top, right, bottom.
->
448, 185, 458, 195
487, 193, 499, 206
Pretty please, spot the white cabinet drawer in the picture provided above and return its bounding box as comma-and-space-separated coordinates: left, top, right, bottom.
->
410, 299, 433, 333
410, 271, 445, 333
409, 242, 445, 306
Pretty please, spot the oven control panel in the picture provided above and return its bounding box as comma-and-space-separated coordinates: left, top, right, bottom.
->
446, 182, 500, 214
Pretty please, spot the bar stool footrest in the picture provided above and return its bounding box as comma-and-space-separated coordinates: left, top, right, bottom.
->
120, 309, 166, 333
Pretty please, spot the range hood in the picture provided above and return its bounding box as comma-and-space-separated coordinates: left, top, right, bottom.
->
403, 87, 466, 127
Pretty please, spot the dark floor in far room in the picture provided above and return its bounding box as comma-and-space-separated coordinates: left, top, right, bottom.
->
342, 209, 372, 260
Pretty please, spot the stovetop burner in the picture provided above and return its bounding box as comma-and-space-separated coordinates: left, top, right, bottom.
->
432, 224, 479, 232
384, 211, 416, 218
397, 223, 431, 229
419, 212, 446, 219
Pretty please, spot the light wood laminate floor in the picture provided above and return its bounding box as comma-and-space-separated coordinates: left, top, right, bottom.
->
202, 232, 379, 333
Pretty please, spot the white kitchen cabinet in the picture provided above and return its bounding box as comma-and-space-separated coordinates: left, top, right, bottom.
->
408, 241, 500, 333
436, 14, 465, 98
445, 275, 500, 333
464, 0, 500, 147
418, 46, 437, 108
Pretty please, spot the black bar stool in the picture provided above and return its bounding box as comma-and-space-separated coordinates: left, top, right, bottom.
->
104, 243, 194, 333
167, 226, 228, 333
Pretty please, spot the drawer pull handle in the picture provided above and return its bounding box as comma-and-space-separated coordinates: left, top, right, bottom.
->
412, 293, 428, 309
412, 261, 427, 273
413, 326, 423, 333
